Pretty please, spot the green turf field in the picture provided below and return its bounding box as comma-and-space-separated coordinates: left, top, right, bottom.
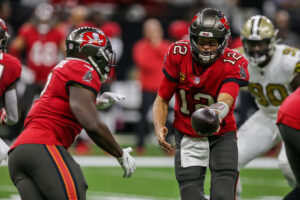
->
0, 166, 291, 200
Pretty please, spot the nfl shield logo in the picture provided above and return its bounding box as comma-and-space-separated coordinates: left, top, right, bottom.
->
194, 77, 200, 84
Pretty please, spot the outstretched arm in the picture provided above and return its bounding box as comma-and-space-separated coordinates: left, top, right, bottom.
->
69, 86, 135, 177
69, 86, 123, 157
1, 83, 19, 126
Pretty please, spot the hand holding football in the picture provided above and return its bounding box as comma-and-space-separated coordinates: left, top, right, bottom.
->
191, 107, 220, 136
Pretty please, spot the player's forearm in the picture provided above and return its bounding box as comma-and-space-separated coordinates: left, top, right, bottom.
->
152, 95, 169, 134
86, 123, 123, 158
3, 88, 19, 125
71, 101, 123, 158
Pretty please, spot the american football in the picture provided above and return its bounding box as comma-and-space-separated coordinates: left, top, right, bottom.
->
191, 107, 220, 136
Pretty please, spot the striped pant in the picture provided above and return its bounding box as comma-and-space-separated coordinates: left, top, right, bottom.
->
8, 144, 88, 200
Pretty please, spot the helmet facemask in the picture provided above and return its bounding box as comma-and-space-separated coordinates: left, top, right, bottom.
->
0, 19, 9, 53
88, 47, 116, 83
189, 8, 231, 65
190, 35, 229, 64
241, 15, 278, 67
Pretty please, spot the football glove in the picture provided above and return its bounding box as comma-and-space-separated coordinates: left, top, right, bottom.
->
117, 147, 136, 178
96, 92, 125, 110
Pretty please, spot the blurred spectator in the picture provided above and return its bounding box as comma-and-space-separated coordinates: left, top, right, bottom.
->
58, 5, 89, 36
7, 3, 65, 140
274, 9, 300, 48
167, 20, 189, 41
0, 1, 14, 39
132, 18, 171, 155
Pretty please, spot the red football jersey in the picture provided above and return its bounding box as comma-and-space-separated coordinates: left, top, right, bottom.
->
11, 58, 101, 149
0, 52, 22, 97
277, 87, 300, 130
18, 24, 64, 84
159, 41, 249, 137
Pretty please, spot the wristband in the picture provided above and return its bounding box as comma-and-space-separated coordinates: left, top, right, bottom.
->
210, 102, 229, 119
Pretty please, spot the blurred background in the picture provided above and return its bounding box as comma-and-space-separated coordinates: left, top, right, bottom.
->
0, 0, 300, 199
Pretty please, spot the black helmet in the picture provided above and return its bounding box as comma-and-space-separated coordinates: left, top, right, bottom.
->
189, 8, 231, 64
0, 18, 9, 53
66, 27, 116, 83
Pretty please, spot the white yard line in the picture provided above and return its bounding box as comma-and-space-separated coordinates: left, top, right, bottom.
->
0, 156, 278, 168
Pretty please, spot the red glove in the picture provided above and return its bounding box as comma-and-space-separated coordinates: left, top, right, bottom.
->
0, 108, 6, 125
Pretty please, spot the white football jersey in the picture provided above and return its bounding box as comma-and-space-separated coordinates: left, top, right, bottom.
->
245, 44, 300, 119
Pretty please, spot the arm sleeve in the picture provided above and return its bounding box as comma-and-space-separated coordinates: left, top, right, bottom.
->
162, 43, 179, 83
219, 82, 240, 100
66, 64, 101, 96
223, 56, 249, 87
4, 88, 18, 125
158, 76, 177, 102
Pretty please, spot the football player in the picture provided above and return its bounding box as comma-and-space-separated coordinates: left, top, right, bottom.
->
236, 15, 300, 197
8, 27, 136, 199
0, 19, 22, 164
153, 8, 249, 200
277, 87, 300, 200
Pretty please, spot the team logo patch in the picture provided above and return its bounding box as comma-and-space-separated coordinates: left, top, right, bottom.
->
217, 13, 230, 30
194, 76, 200, 84
239, 65, 247, 79
179, 73, 186, 82
79, 32, 106, 51
83, 71, 93, 83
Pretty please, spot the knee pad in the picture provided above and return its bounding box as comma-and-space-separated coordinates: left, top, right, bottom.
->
210, 169, 239, 200
178, 179, 207, 200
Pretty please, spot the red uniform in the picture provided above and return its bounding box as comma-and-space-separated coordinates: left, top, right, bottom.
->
16, 24, 64, 84
11, 58, 101, 149
0, 52, 22, 97
277, 87, 300, 130
159, 41, 249, 137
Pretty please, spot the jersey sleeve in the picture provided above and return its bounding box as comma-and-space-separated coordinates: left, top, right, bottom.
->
162, 43, 179, 83
65, 63, 101, 96
223, 53, 249, 87
3, 55, 22, 89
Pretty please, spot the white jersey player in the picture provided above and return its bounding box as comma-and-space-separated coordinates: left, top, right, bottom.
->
236, 15, 300, 197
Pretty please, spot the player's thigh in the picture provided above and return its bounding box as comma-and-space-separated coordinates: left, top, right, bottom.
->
38, 145, 88, 200
8, 147, 46, 200
279, 124, 300, 184
209, 132, 239, 200
174, 130, 207, 181
237, 110, 280, 166
10, 144, 88, 200
209, 131, 238, 171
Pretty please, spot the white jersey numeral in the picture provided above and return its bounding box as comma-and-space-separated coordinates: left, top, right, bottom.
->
179, 89, 215, 114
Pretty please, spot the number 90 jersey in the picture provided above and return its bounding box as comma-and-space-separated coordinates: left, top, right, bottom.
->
162, 41, 249, 137
246, 44, 300, 119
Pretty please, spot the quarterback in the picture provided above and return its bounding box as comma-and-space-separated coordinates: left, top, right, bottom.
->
237, 15, 300, 196
153, 8, 249, 200
8, 27, 135, 200
0, 19, 22, 164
